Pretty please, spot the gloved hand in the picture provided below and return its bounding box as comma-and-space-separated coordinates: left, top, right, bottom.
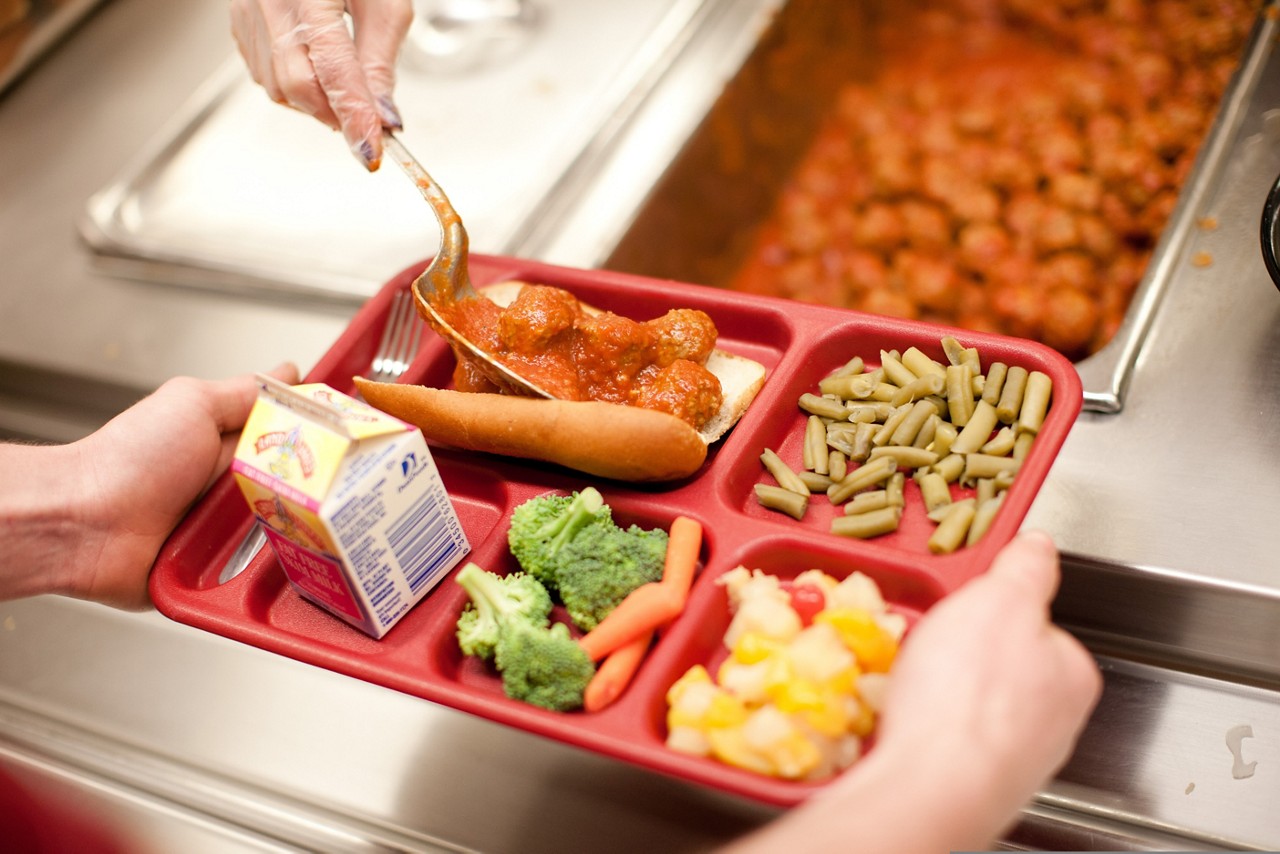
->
231, 0, 414, 170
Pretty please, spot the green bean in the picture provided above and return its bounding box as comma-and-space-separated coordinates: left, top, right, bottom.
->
950, 400, 1000, 455
819, 371, 881, 400
945, 364, 975, 427
917, 470, 952, 513
825, 421, 861, 453
941, 335, 968, 366
890, 373, 945, 407
1018, 371, 1053, 434
928, 498, 976, 554
868, 445, 939, 469
902, 346, 946, 379
886, 472, 905, 507
981, 362, 1008, 406
804, 415, 829, 474
996, 365, 1028, 424
755, 484, 809, 521
799, 392, 850, 420
847, 401, 894, 422
761, 448, 809, 496
932, 452, 965, 483
799, 471, 834, 493
962, 452, 1022, 483
873, 404, 913, 446
975, 477, 997, 507
828, 456, 898, 504
930, 420, 958, 458
851, 422, 877, 462
843, 489, 891, 515
880, 350, 918, 387
979, 425, 1017, 457
869, 382, 901, 402
828, 450, 848, 482
831, 356, 866, 378
1013, 431, 1036, 461
890, 399, 940, 446
912, 413, 940, 449
831, 506, 902, 539
967, 492, 1006, 547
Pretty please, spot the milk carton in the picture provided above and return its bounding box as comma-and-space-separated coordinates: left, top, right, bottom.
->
231, 375, 470, 638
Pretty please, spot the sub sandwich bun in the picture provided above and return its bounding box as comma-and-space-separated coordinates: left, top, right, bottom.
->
355, 281, 768, 481
354, 380, 711, 482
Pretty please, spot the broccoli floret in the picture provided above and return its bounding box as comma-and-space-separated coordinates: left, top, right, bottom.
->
495, 620, 596, 712
556, 524, 669, 631
507, 487, 613, 591
455, 562, 554, 661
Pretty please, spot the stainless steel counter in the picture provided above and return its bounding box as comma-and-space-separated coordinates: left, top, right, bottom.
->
2, 0, 1279, 851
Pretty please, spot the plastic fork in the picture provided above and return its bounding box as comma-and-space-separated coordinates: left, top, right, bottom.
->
381, 130, 553, 398
215, 291, 423, 584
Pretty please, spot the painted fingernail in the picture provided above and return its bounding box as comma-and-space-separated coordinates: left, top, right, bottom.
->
356, 138, 379, 171
377, 96, 403, 130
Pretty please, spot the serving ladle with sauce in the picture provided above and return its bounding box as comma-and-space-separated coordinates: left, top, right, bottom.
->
381, 130, 555, 398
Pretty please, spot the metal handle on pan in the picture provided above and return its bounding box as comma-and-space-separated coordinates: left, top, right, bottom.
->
1261, 171, 1280, 291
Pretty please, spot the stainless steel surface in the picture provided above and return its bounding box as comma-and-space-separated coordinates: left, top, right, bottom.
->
0, 0, 107, 96
3, 0, 1280, 851
79, 0, 726, 304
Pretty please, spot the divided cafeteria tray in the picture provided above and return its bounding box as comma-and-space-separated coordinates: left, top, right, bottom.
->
150, 255, 1082, 806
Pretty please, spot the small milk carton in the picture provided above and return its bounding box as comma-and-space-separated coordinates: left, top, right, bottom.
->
231, 375, 470, 638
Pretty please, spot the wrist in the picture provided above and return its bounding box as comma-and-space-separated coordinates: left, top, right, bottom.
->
858, 728, 1025, 849
0, 442, 90, 601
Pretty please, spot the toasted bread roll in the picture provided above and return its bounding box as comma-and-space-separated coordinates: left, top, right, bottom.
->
354, 379, 709, 482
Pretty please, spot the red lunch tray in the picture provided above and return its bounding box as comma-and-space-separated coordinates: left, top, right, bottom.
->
150, 254, 1083, 806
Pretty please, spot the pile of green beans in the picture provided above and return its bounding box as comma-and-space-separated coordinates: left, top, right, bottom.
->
754, 336, 1053, 553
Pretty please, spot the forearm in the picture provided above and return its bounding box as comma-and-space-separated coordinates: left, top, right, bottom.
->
0, 442, 90, 601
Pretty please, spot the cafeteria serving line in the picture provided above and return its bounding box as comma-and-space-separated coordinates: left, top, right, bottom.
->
2, 0, 1279, 851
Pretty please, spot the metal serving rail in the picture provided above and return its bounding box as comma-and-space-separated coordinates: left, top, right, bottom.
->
1, 0, 1278, 851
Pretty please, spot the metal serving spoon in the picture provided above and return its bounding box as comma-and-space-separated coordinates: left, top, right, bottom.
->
381, 130, 554, 398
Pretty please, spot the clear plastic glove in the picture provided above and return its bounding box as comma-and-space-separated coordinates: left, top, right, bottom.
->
230, 0, 414, 170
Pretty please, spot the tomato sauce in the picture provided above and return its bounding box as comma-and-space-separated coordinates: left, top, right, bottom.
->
436, 284, 725, 431
729, 0, 1256, 361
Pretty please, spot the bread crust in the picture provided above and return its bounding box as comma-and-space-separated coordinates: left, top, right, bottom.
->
354, 379, 708, 482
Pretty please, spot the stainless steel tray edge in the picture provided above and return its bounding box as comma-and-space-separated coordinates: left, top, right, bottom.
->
1073, 9, 1280, 413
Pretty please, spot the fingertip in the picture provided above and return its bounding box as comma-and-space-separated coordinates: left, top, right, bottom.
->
989, 528, 1060, 599
269, 361, 301, 384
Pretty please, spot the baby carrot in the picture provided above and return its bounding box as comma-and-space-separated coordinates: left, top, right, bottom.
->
583, 629, 653, 712
578, 581, 683, 662
578, 516, 702, 662
661, 516, 703, 598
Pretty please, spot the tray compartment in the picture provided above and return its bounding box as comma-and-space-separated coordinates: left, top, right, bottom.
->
714, 306, 1082, 581
612, 533, 943, 804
